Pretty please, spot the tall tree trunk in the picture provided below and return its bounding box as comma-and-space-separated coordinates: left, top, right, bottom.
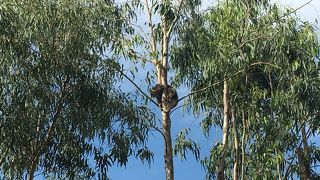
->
240, 109, 246, 180
162, 111, 174, 180
217, 79, 229, 180
28, 155, 39, 180
231, 104, 239, 180
145, 0, 182, 178
297, 147, 310, 180
276, 149, 282, 180
240, 75, 248, 180
297, 125, 311, 180
160, 1, 173, 179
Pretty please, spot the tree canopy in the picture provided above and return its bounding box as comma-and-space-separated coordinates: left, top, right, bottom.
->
0, 0, 153, 179
172, 0, 320, 179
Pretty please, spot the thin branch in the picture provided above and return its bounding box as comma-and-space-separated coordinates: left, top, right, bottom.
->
178, 62, 281, 102
29, 75, 69, 179
237, 35, 270, 50
249, 62, 281, 69
127, 48, 154, 64
178, 70, 241, 102
150, 122, 166, 141
115, 66, 158, 106
202, 0, 314, 37
169, 104, 188, 115
42, 75, 69, 148
278, 0, 313, 20
129, 22, 149, 39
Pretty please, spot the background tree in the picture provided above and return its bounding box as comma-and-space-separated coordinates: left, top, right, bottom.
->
104, 0, 205, 179
0, 0, 154, 179
172, 0, 320, 179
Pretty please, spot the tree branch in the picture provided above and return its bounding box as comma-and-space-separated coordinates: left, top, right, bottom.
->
115, 66, 158, 106
278, 0, 313, 21
169, 104, 187, 115
178, 62, 281, 102
28, 75, 68, 180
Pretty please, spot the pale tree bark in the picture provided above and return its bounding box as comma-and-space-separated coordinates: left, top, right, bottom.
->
160, 0, 173, 179
145, 0, 184, 179
231, 104, 239, 180
240, 75, 248, 180
276, 149, 283, 180
240, 110, 246, 180
162, 111, 174, 180
217, 79, 229, 180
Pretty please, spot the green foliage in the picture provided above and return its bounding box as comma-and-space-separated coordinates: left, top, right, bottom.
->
172, 0, 320, 178
0, 0, 154, 179
173, 128, 200, 161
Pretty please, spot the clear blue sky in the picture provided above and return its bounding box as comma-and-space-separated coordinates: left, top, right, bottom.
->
108, 0, 320, 180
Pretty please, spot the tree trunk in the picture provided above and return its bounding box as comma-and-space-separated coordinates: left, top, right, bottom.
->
160, 0, 174, 178
276, 151, 282, 180
297, 147, 310, 180
240, 75, 248, 180
240, 111, 246, 180
162, 111, 174, 180
297, 125, 311, 180
301, 125, 309, 151
217, 79, 229, 180
231, 105, 239, 180
28, 155, 39, 180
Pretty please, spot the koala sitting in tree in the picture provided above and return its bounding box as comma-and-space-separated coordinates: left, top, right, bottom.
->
150, 84, 178, 111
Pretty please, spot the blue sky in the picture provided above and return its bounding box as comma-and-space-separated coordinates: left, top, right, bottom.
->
108, 0, 320, 180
